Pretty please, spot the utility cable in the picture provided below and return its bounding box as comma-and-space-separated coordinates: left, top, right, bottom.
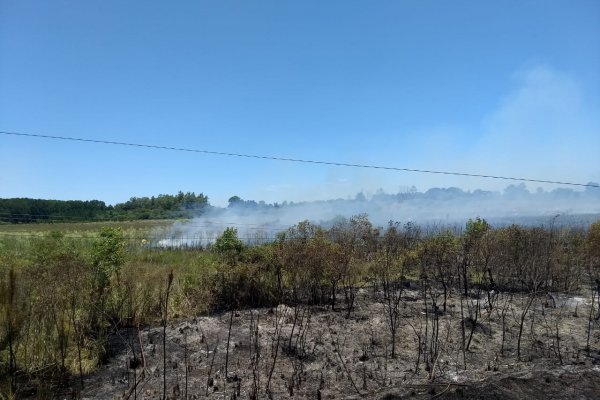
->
2, 130, 597, 188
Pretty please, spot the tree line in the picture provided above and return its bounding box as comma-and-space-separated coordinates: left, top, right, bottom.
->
0, 191, 209, 223
4, 183, 599, 225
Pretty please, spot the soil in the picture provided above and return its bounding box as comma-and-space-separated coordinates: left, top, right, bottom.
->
80, 287, 600, 399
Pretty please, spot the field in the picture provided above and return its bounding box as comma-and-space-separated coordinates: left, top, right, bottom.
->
0, 219, 173, 235
1, 217, 599, 399
83, 288, 600, 399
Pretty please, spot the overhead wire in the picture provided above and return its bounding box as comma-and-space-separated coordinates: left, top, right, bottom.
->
2, 130, 598, 188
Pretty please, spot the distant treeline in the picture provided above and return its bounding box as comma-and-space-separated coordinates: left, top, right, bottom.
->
2, 183, 600, 224
0, 191, 209, 223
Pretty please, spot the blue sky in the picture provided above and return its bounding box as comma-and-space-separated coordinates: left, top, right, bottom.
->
1, 1, 599, 206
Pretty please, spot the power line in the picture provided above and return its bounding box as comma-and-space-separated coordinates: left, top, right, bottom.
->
2, 130, 597, 189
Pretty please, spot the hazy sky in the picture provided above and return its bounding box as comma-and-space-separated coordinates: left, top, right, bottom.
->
1, 1, 599, 206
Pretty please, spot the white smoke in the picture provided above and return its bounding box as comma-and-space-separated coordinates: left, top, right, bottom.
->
152, 185, 600, 247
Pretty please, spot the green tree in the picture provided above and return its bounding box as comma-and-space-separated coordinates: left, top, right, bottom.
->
227, 196, 242, 207
465, 217, 490, 243
92, 227, 127, 289
460, 217, 490, 295
215, 227, 243, 253
215, 227, 244, 267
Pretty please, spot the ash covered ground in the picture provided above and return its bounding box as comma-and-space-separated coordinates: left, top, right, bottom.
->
81, 287, 600, 399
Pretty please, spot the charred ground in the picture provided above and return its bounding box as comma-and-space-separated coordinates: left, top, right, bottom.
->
83, 287, 600, 399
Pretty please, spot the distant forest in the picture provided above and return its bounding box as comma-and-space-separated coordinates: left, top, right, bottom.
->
0, 192, 209, 223
1, 183, 599, 224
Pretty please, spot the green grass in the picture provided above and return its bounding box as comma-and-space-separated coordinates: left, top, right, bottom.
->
0, 219, 174, 234
0, 222, 222, 395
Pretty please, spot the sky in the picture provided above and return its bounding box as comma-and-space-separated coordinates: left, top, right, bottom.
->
1, 0, 599, 207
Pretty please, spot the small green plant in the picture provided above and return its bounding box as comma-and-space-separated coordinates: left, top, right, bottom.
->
214, 227, 244, 254
92, 227, 126, 288
214, 227, 244, 266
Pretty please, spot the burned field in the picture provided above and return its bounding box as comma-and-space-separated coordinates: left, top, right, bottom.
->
83, 286, 600, 399
2, 217, 600, 399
